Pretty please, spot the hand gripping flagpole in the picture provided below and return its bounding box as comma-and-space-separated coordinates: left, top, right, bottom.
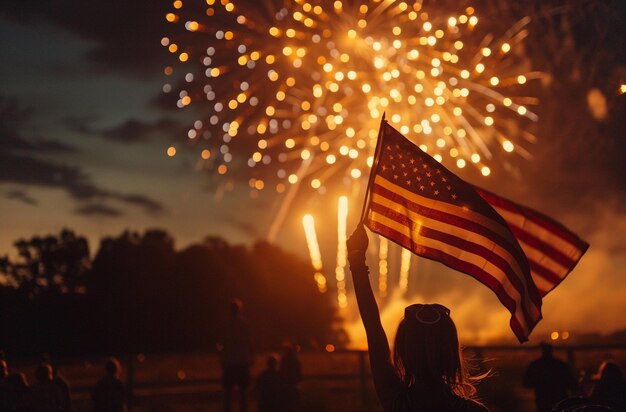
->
358, 113, 387, 224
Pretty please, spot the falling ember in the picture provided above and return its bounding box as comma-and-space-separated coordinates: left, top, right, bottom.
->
165, 0, 539, 195
378, 235, 389, 298
336, 196, 348, 309
302, 214, 327, 293
399, 248, 412, 293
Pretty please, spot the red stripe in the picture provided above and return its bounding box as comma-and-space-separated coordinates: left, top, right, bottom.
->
477, 188, 589, 250
529, 260, 562, 285
509, 225, 578, 269
371, 183, 528, 268
535, 283, 550, 297
369, 202, 540, 324
371, 182, 542, 306
366, 219, 539, 342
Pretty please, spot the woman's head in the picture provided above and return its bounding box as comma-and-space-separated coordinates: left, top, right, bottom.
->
393, 304, 475, 397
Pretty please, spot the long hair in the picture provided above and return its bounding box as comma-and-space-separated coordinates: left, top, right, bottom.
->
392, 304, 482, 399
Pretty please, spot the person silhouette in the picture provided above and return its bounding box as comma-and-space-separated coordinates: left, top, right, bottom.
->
256, 355, 281, 412
589, 361, 626, 411
524, 342, 576, 412
31, 362, 63, 412
92, 357, 127, 412
0, 359, 7, 381
219, 299, 254, 412
278, 344, 302, 411
4, 372, 31, 412
0, 359, 9, 410
50, 361, 71, 412
347, 224, 488, 411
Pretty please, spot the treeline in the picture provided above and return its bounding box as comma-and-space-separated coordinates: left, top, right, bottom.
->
0, 229, 342, 356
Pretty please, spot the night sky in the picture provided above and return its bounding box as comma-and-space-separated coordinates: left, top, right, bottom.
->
1, 0, 625, 343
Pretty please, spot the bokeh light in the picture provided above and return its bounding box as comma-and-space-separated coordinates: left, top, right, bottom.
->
164, 0, 539, 195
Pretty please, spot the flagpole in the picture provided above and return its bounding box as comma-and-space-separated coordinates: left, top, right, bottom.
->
359, 112, 387, 223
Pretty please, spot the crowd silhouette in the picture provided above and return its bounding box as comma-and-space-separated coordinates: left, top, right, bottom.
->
1, 327, 625, 411
0, 357, 129, 412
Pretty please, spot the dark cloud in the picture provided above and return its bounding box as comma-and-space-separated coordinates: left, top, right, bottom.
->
102, 118, 184, 143
0, 133, 78, 154
35, 138, 78, 153
63, 115, 99, 135
109, 193, 163, 214
0, 1, 171, 75
0, 97, 165, 214
74, 203, 123, 217
5, 190, 38, 206
0, 152, 164, 214
66, 116, 186, 143
1, 98, 79, 154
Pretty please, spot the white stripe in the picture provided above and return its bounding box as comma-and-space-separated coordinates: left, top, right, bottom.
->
492, 206, 584, 261
519, 240, 569, 279
368, 209, 541, 326
530, 270, 554, 294
371, 191, 528, 287
368, 213, 532, 336
375, 176, 516, 244
370, 191, 540, 317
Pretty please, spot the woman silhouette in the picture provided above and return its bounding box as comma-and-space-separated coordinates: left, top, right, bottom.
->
347, 224, 488, 411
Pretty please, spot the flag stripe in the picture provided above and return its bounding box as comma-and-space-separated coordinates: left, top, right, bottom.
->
530, 271, 553, 296
370, 190, 527, 280
519, 240, 570, 281
371, 178, 541, 309
374, 176, 522, 253
367, 218, 534, 341
528, 259, 563, 284
368, 192, 541, 317
507, 224, 579, 269
484, 197, 588, 298
478, 189, 586, 248
370, 198, 538, 320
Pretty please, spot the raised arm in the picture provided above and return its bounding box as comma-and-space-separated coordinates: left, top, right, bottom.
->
347, 224, 401, 408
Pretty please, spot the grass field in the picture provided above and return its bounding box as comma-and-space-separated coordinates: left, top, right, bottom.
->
8, 346, 626, 412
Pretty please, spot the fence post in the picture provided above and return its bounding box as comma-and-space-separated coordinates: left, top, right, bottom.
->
358, 350, 368, 406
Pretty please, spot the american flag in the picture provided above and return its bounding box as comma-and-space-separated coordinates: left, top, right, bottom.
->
363, 122, 588, 342
475, 188, 588, 297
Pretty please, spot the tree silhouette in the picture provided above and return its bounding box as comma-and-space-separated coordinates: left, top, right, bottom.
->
0, 229, 90, 298
88, 229, 177, 352
1, 228, 341, 355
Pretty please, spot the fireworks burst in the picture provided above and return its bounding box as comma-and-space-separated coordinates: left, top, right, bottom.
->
163, 0, 542, 306
162, 0, 539, 198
